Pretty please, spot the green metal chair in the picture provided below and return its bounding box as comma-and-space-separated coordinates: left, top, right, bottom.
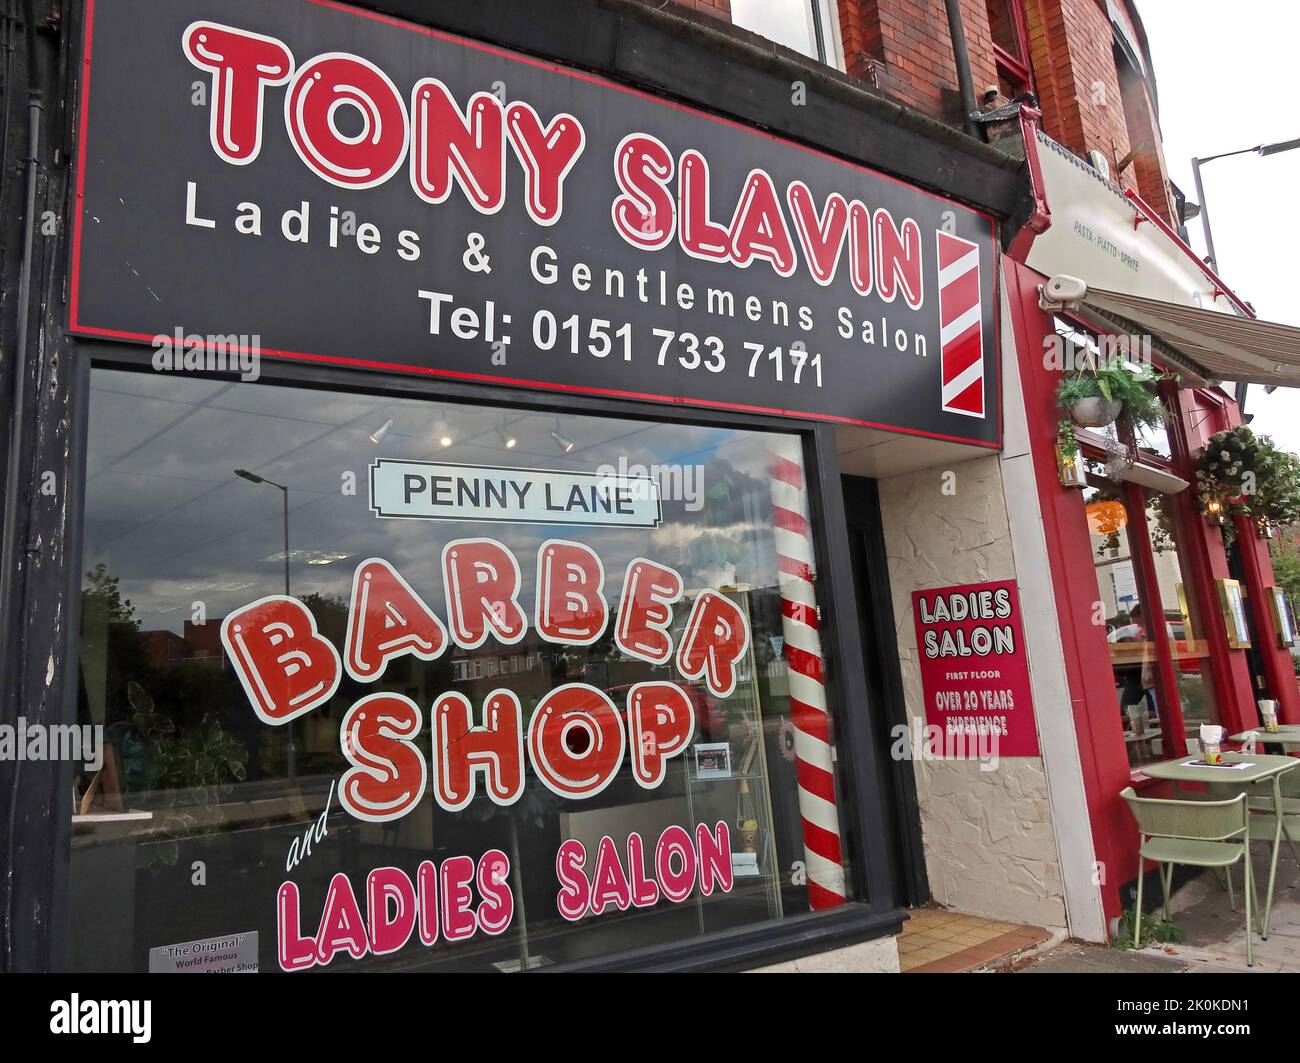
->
1121, 786, 1257, 966
1246, 764, 1300, 867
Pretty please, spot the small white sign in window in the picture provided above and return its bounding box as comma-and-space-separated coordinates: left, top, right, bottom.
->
370, 460, 661, 528
148, 932, 258, 974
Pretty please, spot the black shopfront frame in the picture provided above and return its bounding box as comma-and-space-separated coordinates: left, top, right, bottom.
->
0, 0, 1022, 973
39, 340, 905, 973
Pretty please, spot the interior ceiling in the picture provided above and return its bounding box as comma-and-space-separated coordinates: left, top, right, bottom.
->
834, 424, 995, 478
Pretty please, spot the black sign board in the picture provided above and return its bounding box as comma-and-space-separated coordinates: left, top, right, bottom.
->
72, 0, 1001, 447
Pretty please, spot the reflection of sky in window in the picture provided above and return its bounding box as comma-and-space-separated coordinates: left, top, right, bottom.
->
731, 0, 820, 61
84, 371, 804, 636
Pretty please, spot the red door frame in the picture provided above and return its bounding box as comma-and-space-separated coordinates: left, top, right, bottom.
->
1233, 518, 1300, 722
1163, 384, 1260, 734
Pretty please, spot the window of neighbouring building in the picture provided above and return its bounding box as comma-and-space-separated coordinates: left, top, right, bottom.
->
731, 0, 842, 66
985, 0, 1033, 98
71, 368, 855, 973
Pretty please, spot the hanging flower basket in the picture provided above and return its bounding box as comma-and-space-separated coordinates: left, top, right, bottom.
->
1056, 363, 1174, 433
1069, 396, 1123, 428
1193, 425, 1300, 542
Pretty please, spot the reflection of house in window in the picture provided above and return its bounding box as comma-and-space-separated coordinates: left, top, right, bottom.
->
185, 618, 225, 660
139, 618, 228, 670
451, 652, 547, 683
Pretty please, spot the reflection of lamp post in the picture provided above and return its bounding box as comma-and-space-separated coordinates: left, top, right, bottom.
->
234, 469, 289, 597
234, 468, 295, 780
1191, 137, 1300, 414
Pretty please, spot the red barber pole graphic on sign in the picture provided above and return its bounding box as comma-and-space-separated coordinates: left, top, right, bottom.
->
937, 231, 986, 418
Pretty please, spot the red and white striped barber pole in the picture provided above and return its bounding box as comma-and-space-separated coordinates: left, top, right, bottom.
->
768, 438, 846, 909
937, 230, 986, 418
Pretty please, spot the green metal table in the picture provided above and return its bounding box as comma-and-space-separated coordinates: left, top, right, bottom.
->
1141, 752, 1299, 938
1230, 727, 1300, 750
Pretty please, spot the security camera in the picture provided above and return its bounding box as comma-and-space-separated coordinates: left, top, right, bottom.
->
1039, 274, 1088, 311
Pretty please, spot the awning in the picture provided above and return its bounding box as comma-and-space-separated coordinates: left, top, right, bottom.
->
1076, 288, 1300, 388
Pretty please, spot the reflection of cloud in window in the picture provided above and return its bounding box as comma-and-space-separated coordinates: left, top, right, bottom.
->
85, 372, 803, 636
731, 0, 819, 60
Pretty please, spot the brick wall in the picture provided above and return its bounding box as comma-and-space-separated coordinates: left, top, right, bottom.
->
840, 0, 998, 124
1024, 0, 1128, 174
667, 0, 732, 17
650, 0, 1174, 221
1116, 50, 1176, 221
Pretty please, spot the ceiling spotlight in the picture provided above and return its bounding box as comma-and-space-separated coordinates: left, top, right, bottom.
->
496, 426, 518, 449
368, 418, 394, 445
439, 434, 453, 447
550, 429, 575, 454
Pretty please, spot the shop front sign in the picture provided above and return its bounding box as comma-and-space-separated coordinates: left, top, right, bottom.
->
71, 0, 1000, 446
911, 579, 1039, 757
1025, 134, 1240, 317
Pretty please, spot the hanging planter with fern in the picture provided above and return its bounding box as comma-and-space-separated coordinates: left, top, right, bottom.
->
1057, 363, 1173, 432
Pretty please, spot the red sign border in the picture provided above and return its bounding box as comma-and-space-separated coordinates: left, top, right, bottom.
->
68, 0, 1003, 451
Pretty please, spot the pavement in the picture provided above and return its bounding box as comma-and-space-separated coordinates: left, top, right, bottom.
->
898, 905, 1056, 972
1013, 840, 1300, 972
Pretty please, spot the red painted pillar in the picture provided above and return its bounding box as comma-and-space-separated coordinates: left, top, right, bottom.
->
1233, 514, 1300, 725
1165, 386, 1258, 737
1005, 259, 1134, 923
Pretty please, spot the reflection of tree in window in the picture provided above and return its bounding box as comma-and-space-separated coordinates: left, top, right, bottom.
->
79, 563, 251, 869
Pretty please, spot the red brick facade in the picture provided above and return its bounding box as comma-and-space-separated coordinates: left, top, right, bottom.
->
656, 0, 1174, 223
838, 1, 999, 126
670, 0, 732, 16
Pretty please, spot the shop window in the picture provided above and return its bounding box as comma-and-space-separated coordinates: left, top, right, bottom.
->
71, 369, 854, 972
731, 0, 841, 66
985, 0, 1033, 98
1085, 463, 1219, 770
1144, 495, 1219, 738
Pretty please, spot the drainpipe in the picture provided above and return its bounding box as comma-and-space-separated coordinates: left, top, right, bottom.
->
1, 0, 43, 964
0, 0, 42, 678
943, 0, 982, 139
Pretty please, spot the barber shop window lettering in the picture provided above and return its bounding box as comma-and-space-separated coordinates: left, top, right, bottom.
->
224, 546, 749, 968
74, 372, 852, 973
